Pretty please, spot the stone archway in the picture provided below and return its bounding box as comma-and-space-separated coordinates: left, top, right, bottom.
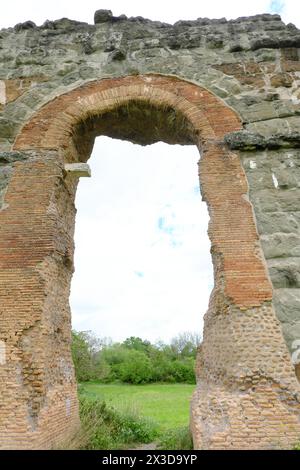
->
0, 74, 300, 450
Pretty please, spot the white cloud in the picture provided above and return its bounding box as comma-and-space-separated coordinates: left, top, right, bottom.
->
71, 138, 213, 342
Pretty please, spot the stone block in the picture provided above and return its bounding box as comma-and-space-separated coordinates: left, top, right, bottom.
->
251, 188, 300, 213
261, 233, 300, 258
64, 163, 91, 178
256, 211, 300, 235
267, 258, 300, 288
246, 117, 300, 137
273, 288, 300, 323
270, 72, 293, 87
94, 10, 113, 24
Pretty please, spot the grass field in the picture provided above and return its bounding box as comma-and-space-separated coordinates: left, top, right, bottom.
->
79, 382, 195, 431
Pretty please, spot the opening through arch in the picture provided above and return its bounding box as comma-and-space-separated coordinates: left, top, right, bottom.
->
70, 137, 214, 440
71, 137, 213, 343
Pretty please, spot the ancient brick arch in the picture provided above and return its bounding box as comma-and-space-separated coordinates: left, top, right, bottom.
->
1, 11, 300, 450
0, 73, 299, 450
13, 74, 273, 310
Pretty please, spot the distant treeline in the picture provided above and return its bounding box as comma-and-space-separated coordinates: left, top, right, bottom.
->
71, 331, 201, 384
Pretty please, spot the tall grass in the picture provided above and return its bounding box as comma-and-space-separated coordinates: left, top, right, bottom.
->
64, 396, 158, 450
157, 426, 193, 450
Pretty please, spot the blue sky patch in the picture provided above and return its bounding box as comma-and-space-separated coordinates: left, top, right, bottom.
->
170, 239, 183, 248
157, 216, 175, 235
158, 217, 164, 230
134, 271, 144, 278
269, 0, 285, 14
194, 185, 200, 195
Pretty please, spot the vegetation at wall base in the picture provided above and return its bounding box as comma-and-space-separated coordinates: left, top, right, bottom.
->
157, 426, 193, 450
64, 396, 159, 450
63, 383, 195, 450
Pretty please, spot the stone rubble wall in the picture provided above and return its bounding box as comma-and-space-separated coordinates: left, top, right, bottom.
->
1, 11, 299, 364
0, 10, 300, 449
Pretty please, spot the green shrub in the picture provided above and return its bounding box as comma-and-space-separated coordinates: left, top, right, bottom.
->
116, 350, 154, 384
170, 359, 196, 384
157, 426, 193, 450
112, 406, 158, 443
65, 396, 158, 449
72, 331, 198, 384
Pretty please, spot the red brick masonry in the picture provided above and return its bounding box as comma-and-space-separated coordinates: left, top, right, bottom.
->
0, 75, 298, 449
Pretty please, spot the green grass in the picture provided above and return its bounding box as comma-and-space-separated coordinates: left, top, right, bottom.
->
79, 382, 195, 432
62, 396, 158, 450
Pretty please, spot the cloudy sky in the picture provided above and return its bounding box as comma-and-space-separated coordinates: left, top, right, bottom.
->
72, 140, 212, 343
1, 1, 299, 343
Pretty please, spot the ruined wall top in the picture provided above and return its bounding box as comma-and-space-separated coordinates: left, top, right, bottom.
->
0, 10, 300, 151
2, 11, 299, 59
2, 10, 299, 44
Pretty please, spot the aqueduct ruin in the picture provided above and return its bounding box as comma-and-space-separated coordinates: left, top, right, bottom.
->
0, 9, 300, 450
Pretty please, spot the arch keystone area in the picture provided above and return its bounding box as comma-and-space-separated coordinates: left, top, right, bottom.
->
1, 12, 300, 450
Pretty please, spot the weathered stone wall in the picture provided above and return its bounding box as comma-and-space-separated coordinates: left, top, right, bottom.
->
1, 8, 299, 371
1, 12, 300, 151
227, 136, 300, 374
0, 10, 300, 449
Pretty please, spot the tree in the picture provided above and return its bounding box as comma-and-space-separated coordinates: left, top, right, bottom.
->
122, 336, 153, 355
71, 330, 199, 384
71, 330, 112, 381
170, 331, 201, 358
71, 330, 93, 381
